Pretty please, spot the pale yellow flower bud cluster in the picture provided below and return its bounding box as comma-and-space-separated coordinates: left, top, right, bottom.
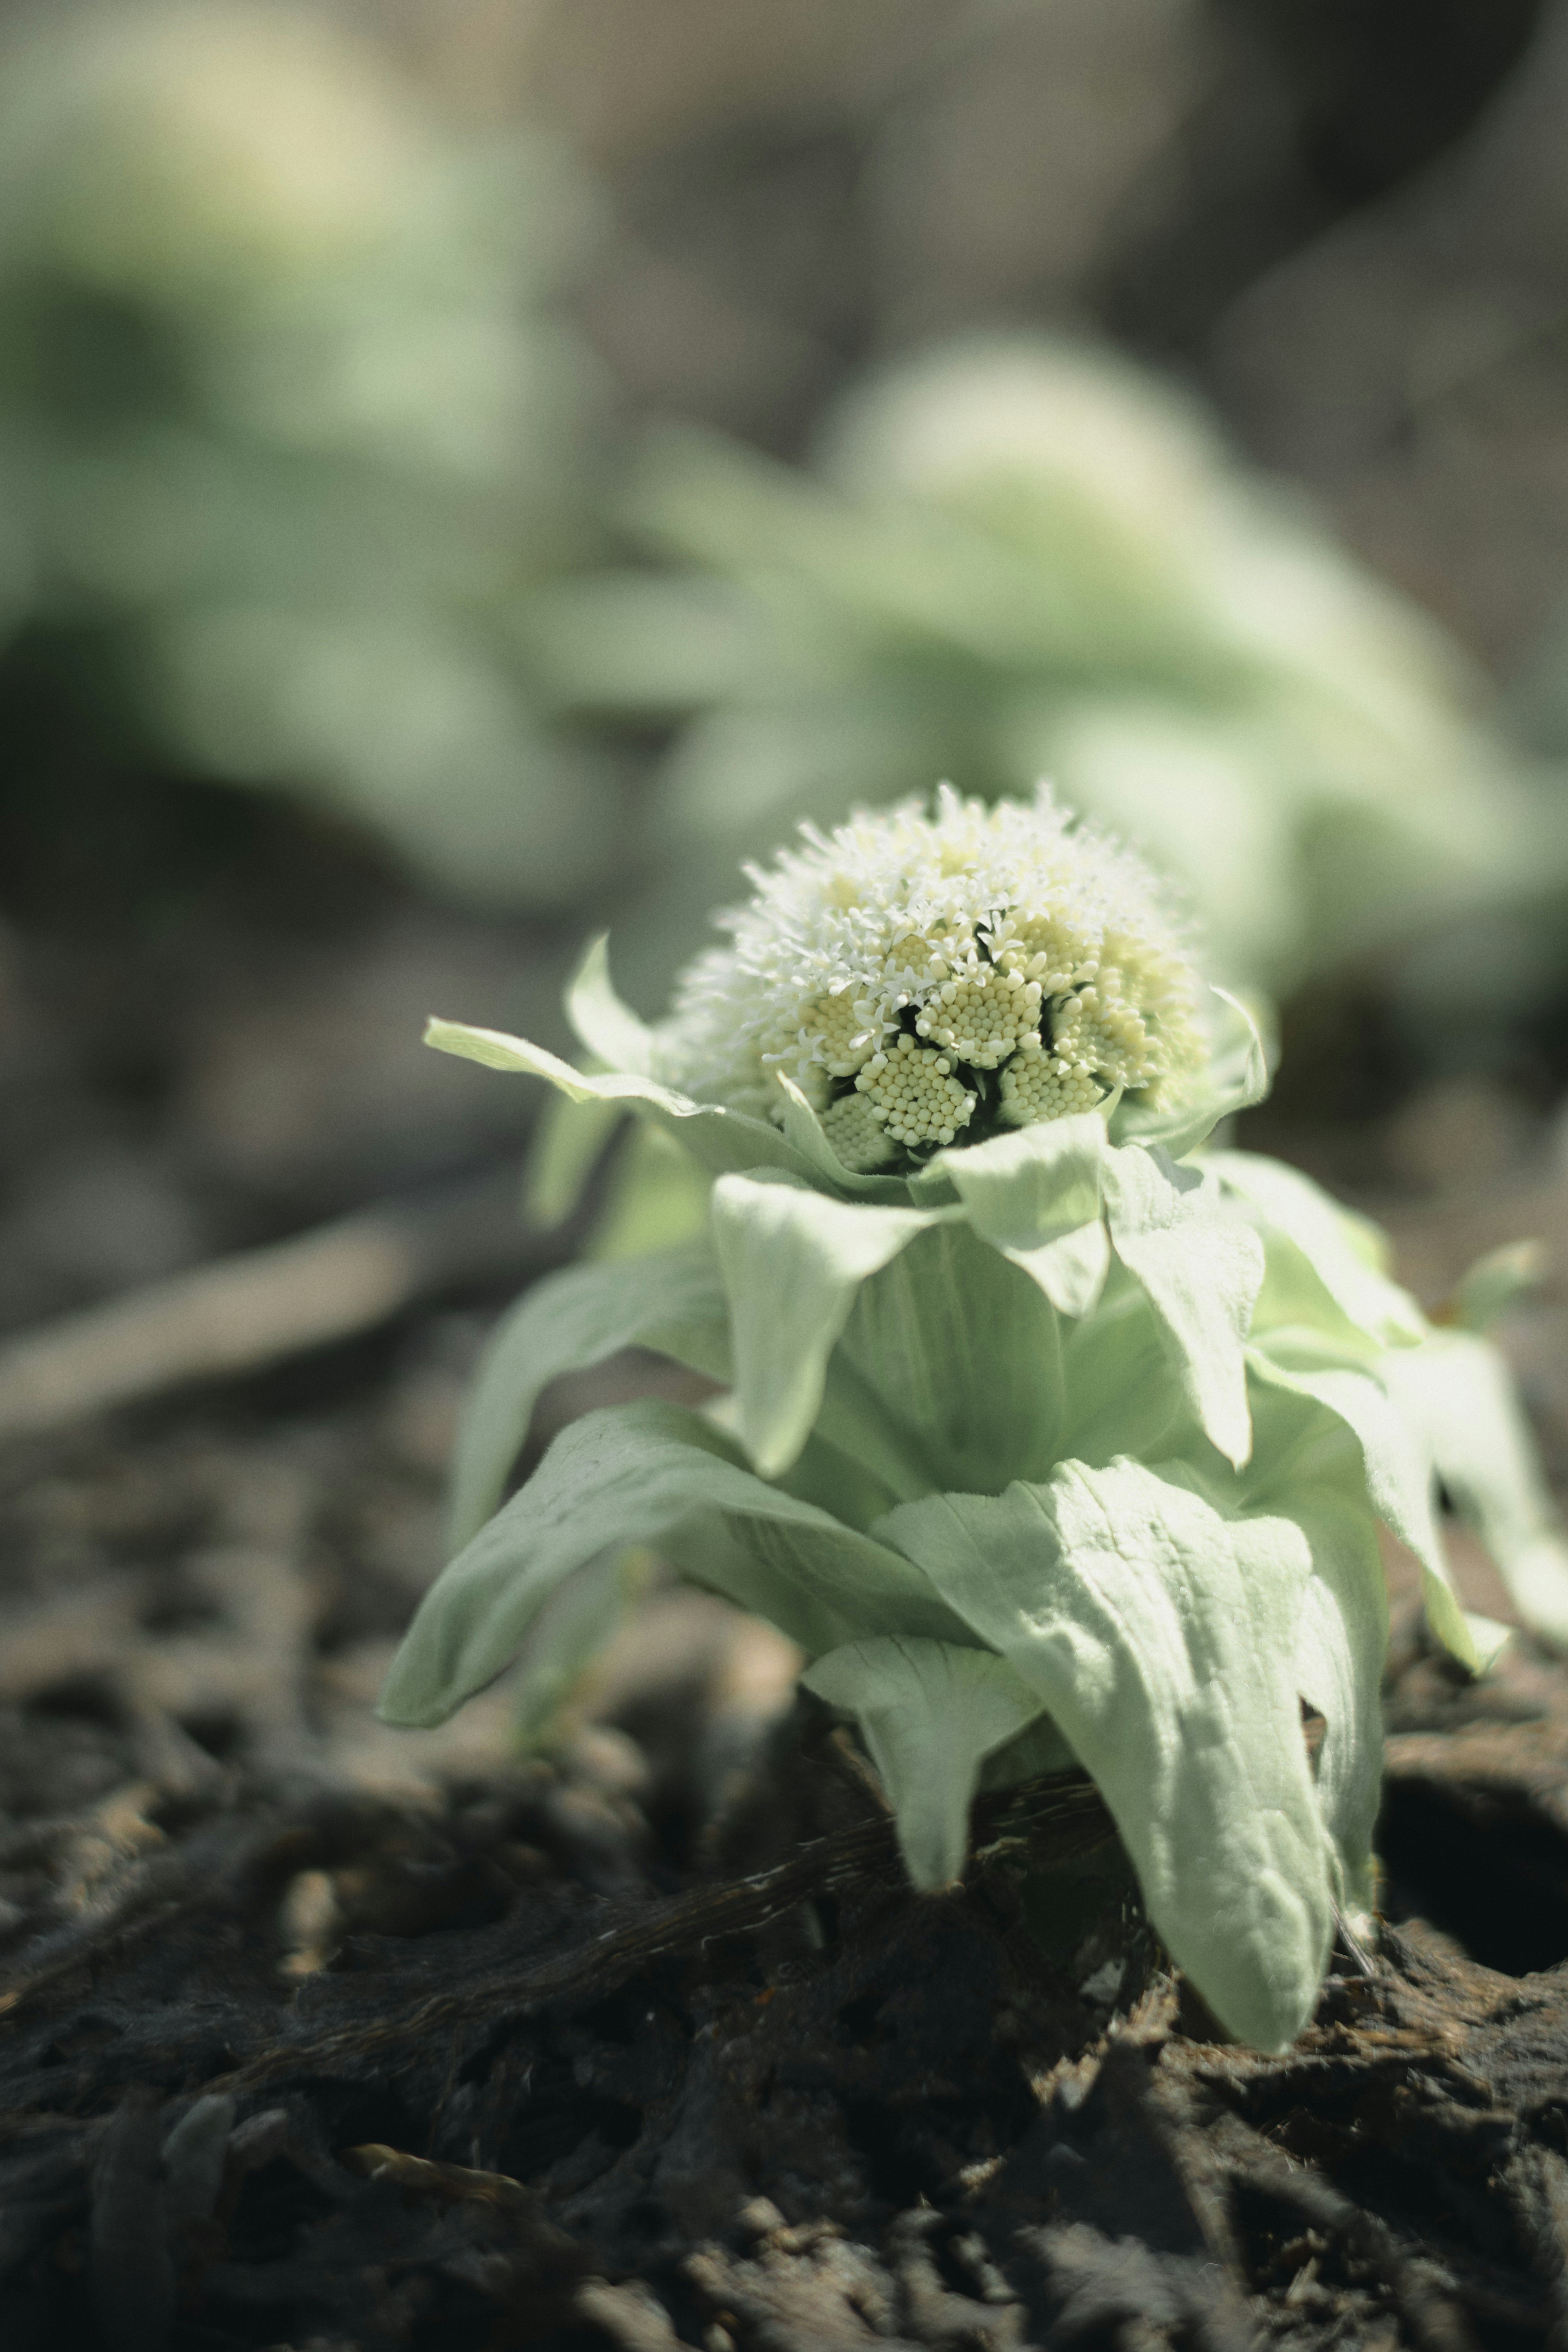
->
800, 990, 881, 1080
913, 959, 1043, 1067
656, 786, 1208, 1168
1051, 979, 1159, 1090
986, 912, 1099, 998
853, 1033, 974, 1150
820, 1090, 897, 1174
998, 1052, 1104, 1127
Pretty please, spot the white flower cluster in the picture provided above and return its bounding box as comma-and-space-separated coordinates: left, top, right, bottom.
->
656, 785, 1207, 1169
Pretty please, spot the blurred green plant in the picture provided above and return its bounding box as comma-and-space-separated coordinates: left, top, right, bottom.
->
0, 0, 619, 905
525, 336, 1568, 1000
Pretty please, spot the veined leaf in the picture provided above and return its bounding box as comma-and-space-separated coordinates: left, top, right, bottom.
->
836, 1221, 1069, 1493
1383, 1328, 1568, 1653
712, 1172, 939, 1477
876, 1457, 1336, 2050
1186, 1381, 1389, 1928
1210, 1151, 1426, 1353
446, 1240, 731, 1552
802, 1636, 1045, 1888
1003, 1221, 1112, 1319
1102, 1145, 1262, 1470
933, 1112, 1108, 1247
1246, 1330, 1477, 1670
380, 1399, 966, 1728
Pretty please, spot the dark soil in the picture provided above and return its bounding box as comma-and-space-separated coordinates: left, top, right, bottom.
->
6, 1562, 1568, 2352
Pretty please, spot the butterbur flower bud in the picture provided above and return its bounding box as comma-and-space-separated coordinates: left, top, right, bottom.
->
653, 784, 1207, 1169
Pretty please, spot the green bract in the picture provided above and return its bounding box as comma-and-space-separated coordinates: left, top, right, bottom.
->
382, 794, 1568, 2054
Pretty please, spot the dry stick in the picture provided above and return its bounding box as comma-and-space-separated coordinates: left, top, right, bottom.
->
220, 1773, 1118, 2093
0, 1160, 547, 1443
0, 1773, 1114, 2034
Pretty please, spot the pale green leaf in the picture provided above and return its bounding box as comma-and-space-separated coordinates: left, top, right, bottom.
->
771, 1422, 908, 1530
380, 1399, 965, 1728
664, 1349, 933, 1529
424, 1016, 824, 1185
423, 1016, 654, 1097
1294, 1532, 1385, 1934
905, 1159, 962, 1208
935, 1113, 1111, 1315
586, 1121, 713, 1262
1102, 1145, 1263, 1469
1463, 1612, 1514, 1672
935, 1112, 1108, 1249
812, 1347, 949, 1506
1209, 1151, 1426, 1353
1188, 1383, 1388, 1930
836, 1220, 1068, 1492
802, 1636, 1045, 1888
712, 1172, 938, 1478
1382, 1329, 1568, 1653
1246, 1331, 1476, 1671
522, 1091, 624, 1231
446, 1240, 731, 1552
565, 934, 656, 1076
1004, 1221, 1113, 1319
876, 1458, 1336, 2050
511, 1548, 650, 1746
706, 1344, 916, 1525
1056, 1261, 1199, 1468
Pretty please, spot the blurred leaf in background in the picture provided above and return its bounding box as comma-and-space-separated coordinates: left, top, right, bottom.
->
527, 336, 1568, 1006
0, 0, 622, 909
